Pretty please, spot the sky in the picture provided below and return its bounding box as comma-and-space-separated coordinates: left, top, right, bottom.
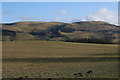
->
2, 2, 118, 25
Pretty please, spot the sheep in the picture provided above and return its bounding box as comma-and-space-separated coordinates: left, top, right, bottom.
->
77, 73, 83, 77
86, 70, 93, 74
73, 73, 78, 76
73, 73, 83, 77
85, 70, 93, 77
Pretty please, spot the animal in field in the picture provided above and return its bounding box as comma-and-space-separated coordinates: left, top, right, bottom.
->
77, 73, 83, 77
86, 70, 93, 74
85, 70, 93, 77
74, 73, 77, 76
73, 72, 83, 77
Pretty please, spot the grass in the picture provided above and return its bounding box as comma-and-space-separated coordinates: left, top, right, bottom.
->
2, 41, 119, 78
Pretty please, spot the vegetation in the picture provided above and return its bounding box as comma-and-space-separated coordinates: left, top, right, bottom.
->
2, 21, 119, 44
3, 41, 119, 78
2, 21, 119, 78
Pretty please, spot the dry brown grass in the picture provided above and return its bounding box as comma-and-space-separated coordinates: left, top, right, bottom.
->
2, 41, 119, 78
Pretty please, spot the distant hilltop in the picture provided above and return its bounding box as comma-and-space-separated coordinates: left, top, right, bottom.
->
2, 21, 119, 44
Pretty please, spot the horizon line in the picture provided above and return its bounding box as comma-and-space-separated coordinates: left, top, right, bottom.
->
1, 20, 117, 26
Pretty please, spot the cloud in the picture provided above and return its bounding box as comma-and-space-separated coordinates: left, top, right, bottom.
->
56, 9, 67, 15
68, 18, 86, 22
70, 8, 118, 25
80, 18, 87, 21
53, 17, 62, 21
65, 18, 72, 22
87, 8, 117, 25
82, 8, 118, 25
20, 8, 118, 25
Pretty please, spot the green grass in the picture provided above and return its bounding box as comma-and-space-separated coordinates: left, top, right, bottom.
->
2, 41, 119, 78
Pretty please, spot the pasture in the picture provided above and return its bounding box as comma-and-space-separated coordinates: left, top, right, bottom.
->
2, 41, 119, 78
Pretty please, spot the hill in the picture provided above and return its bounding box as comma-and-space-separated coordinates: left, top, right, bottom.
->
2, 21, 119, 44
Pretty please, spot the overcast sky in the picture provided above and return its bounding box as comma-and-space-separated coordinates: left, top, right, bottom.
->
2, 2, 118, 25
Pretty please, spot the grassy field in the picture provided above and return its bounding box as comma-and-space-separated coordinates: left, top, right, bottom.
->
2, 41, 119, 78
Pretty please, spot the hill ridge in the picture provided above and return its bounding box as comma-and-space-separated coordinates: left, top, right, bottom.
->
2, 21, 119, 44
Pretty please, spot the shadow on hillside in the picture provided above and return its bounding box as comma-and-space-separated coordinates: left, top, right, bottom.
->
3, 57, 119, 63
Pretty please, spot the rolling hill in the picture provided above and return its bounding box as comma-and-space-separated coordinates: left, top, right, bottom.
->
2, 21, 119, 44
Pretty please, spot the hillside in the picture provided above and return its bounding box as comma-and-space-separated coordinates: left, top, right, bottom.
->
2, 21, 119, 44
